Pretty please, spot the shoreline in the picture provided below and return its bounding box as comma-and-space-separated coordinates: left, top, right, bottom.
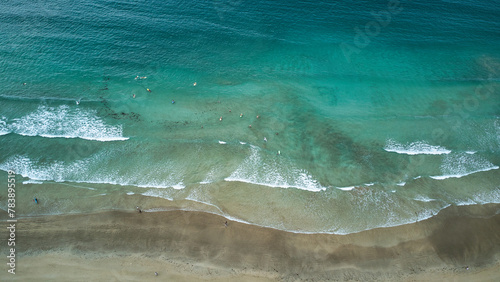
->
2, 203, 500, 281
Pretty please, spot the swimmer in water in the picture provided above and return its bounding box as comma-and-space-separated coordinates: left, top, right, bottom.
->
193, 82, 197, 86
240, 113, 243, 118
219, 116, 223, 121
147, 88, 151, 92
132, 94, 136, 98
76, 100, 80, 105
172, 100, 175, 104
264, 137, 267, 142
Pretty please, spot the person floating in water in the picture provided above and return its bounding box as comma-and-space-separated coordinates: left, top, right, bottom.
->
33, 197, 38, 204
132, 94, 136, 98
219, 116, 223, 121
264, 137, 267, 142
240, 113, 243, 118
76, 100, 80, 105
193, 82, 197, 86
172, 100, 175, 104
147, 88, 151, 92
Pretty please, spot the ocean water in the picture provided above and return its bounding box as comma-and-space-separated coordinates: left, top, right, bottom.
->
0, 0, 499, 234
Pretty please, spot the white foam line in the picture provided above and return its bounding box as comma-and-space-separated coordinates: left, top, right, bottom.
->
16, 176, 99, 191
455, 199, 477, 206
140, 190, 174, 201
80, 136, 129, 141
430, 166, 499, 180
23, 180, 43, 184
15, 133, 129, 141
384, 148, 451, 155
384, 140, 451, 155
77, 179, 173, 189
184, 197, 225, 214
3, 173, 185, 190
57, 182, 96, 190
414, 196, 437, 202
136, 182, 185, 189
336, 186, 355, 191
224, 177, 326, 192
336, 182, 375, 191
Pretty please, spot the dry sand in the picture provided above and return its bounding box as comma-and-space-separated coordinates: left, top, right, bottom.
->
2, 203, 500, 281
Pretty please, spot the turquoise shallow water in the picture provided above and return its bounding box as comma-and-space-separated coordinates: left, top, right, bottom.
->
0, 0, 499, 233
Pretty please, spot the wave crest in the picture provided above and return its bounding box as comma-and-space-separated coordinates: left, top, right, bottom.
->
8, 105, 128, 141
430, 153, 499, 180
384, 139, 451, 155
225, 145, 325, 192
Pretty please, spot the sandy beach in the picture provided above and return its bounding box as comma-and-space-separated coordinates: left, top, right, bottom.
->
1, 203, 499, 281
